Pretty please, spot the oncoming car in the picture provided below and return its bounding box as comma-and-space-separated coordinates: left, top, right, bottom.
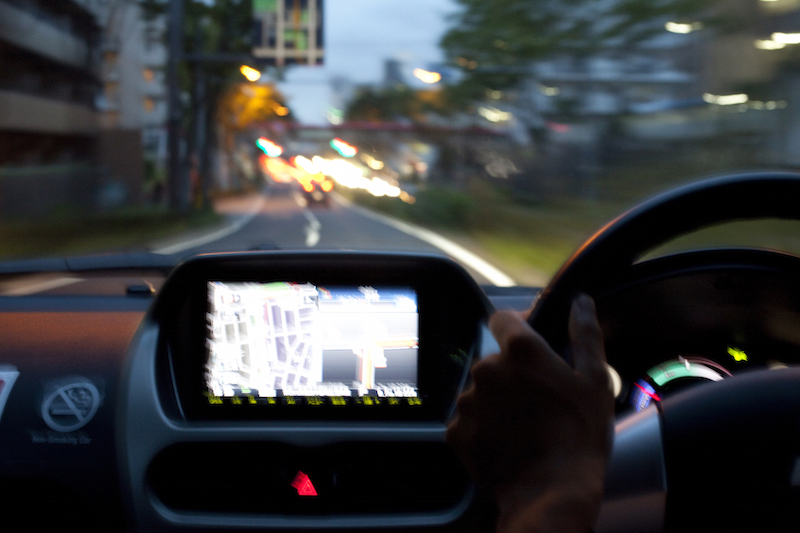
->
1, 1, 800, 532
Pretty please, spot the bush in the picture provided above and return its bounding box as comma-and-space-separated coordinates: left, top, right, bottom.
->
345, 180, 510, 230
410, 186, 476, 228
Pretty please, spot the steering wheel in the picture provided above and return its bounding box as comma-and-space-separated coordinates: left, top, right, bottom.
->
527, 172, 800, 533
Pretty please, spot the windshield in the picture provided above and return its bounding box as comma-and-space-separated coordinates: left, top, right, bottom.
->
3, 0, 800, 286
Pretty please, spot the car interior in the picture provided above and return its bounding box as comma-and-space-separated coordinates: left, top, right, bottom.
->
2, 172, 800, 532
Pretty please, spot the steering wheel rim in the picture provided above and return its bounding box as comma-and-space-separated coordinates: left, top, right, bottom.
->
526, 171, 800, 532
528, 171, 800, 354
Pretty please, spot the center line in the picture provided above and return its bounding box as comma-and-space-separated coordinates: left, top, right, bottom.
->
304, 210, 321, 247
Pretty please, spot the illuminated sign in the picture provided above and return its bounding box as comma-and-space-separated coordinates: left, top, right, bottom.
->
253, 0, 324, 66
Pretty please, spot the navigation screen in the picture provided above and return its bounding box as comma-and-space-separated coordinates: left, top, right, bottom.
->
205, 282, 419, 400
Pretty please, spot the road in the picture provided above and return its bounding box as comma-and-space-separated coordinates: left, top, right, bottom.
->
153, 183, 515, 287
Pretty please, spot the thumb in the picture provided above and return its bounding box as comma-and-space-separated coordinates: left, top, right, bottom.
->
568, 294, 608, 387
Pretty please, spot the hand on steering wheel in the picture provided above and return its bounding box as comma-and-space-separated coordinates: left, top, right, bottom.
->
447, 295, 614, 533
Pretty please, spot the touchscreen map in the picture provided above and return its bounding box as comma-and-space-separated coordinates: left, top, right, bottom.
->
205, 282, 419, 399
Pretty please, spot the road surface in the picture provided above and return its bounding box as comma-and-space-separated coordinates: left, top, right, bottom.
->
154, 183, 515, 287
0, 184, 517, 296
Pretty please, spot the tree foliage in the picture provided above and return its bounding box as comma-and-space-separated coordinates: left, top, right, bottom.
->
440, 0, 717, 94
344, 86, 448, 123
218, 84, 291, 130
137, 0, 291, 200
139, 0, 259, 110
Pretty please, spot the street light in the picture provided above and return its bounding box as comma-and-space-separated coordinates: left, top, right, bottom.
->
665, 22, 703, 34
413, 68, 442, 84
240, 65, 261, 82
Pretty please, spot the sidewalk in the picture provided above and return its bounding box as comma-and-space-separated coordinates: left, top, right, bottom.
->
147, 191, 265, 255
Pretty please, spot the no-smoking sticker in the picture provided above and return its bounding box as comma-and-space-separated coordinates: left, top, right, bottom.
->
41, 378, 102, 432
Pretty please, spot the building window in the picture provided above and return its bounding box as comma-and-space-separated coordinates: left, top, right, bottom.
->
105, 82, 119, 101
106, 111, 120, 128
143, 98, 155, 113
142, 68, 155, 83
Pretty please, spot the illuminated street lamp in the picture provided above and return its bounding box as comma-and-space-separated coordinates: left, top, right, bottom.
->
413, 68, 442, 84
240, 65, 262, 82
665, 21, 703, 34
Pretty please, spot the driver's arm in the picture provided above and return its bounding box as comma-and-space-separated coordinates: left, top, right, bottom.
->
447, 295, 614, 533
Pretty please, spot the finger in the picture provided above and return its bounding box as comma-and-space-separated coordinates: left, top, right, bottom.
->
568, 294, 608, 385
488, 310, 558, 365
469, 353, 504, 391
454, 382, 480, 416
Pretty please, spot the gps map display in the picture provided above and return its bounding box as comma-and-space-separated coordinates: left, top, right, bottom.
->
205, 282, 419, 400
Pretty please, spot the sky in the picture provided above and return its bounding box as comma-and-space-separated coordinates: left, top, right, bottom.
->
274, 0, 459, 125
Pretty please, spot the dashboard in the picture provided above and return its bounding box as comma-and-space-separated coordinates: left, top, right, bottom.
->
121, 252, 494, 532
0, 248, 799, 532
598, 249, 800, 417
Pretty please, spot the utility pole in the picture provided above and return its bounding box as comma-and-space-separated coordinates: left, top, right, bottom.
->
167, 0, 187, 211
193, 18, 208, 210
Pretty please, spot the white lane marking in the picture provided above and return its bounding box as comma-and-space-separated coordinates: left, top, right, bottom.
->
336, 195, 516, 287
153, 195, 265, 255
304, 209, 321, 247
3, 277, 83, 296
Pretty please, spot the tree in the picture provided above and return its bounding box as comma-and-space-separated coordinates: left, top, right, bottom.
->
218, 84, 291, 130
139, 0, 291, 205
344, 86, 448, 123
440, 0, 717, 94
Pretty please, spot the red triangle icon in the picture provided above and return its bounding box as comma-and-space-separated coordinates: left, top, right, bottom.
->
291, 471, 318, 496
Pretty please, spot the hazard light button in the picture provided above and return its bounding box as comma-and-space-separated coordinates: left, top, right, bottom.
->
291, 471, 318, 496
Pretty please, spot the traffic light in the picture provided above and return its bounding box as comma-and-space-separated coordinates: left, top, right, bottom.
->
330, 138, 357, 157
256, 137, 283, 157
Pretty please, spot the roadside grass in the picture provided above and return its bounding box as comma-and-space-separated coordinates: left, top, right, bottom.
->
0, 207, 222, 260
342, 185, 620, 282
343, 158, 800, 285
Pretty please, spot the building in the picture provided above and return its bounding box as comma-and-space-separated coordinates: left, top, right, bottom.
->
82, 0, 169, 203
0, 0, 103, 218
0, 0, 168, 220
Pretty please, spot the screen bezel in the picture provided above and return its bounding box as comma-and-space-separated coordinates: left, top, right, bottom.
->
157, 252, 491, 422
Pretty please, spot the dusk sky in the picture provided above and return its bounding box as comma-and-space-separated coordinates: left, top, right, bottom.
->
275, 0, 459, 125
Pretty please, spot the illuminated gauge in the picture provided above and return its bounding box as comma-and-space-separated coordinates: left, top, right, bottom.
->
768, 361, 790, 370
630, 356, 732, 412
630, 380, 660, 412
606, 363, 623, 399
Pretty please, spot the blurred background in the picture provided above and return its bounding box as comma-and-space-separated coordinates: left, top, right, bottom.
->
3, 0, 800, 284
